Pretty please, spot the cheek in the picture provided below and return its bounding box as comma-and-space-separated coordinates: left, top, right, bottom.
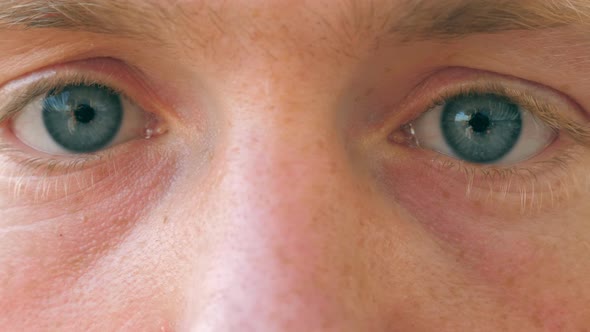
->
380, 155, 590, 327
0, 148, 176, 314
380, 159, 535, 284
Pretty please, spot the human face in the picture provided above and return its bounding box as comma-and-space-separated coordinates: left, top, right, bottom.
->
1, 0, 590, 330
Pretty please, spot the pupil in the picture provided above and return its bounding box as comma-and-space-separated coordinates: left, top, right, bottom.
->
469, 112, 490, 133
74, 104, 96, 124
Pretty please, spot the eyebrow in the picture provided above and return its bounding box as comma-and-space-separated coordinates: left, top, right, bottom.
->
0, 1, 145, 32
390, 0, 590, 41
0, 0, 589, 43
0, 0, 197, 45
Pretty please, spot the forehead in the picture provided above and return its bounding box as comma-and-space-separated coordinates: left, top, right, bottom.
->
2, 0, 586, 36
0, 0, 588, 63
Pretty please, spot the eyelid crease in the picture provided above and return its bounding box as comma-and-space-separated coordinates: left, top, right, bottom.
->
429, 82, 590, 147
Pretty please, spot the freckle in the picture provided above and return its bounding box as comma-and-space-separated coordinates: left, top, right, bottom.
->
71, 195, 83, 204
316, 139, 326, 149
281, 115, 295, 124
356, 237, 365, 247
504, 276, 516, 287
363, 87, 375, 97
59, 233, 63, 237
441, 190, 450, 199
472, 200, 483, 210
456, 249, 466, 260
163, 217, 169, 224
531, 314, 544, 328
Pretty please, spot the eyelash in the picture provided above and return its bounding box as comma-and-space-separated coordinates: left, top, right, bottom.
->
426, 148, 585, 214
389, 76, 590, 211
0, 63, 588, 211
0, 65, 166, 177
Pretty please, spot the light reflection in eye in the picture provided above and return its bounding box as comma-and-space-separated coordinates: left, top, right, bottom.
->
409, 92, 556, 165
12, 82, 159, 156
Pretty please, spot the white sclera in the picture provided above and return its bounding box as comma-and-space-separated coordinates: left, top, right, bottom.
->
411, 104, 556, 165
12, 93, 146, 155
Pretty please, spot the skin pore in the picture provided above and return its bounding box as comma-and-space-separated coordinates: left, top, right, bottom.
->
0, 0, 590, 330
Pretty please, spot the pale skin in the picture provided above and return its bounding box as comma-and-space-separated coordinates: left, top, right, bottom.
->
1, 0, 590, 331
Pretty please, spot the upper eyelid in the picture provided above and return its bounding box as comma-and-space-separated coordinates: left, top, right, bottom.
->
0, 59, 170, 124
0, 72, 130, 124
0, 75, 76, 123
453, 83, 590, 147
398, 68, 590, 148
4, 64, 589, 148
516, 89, 589, 145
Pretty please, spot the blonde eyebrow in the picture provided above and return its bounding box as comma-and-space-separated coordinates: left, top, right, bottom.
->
390, 0, 590, 41
0, 1, 149, 31
0, 0, 205, 45
0, 0, 589, 45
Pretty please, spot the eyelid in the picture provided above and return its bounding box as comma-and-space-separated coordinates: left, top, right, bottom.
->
0, 58, 170, 125
433, 83, 590, 146
396, 68, 590, 148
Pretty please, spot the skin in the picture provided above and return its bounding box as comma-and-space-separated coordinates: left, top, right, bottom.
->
0, 0, 590, 331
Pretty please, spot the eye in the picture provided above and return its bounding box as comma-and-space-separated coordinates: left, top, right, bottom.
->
409, 92, 557, 165
12, 83, 148, 155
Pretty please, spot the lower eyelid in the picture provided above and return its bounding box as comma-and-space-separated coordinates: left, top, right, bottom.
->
374, 148, 585, 227
389, 130, 580, 194
0, 124, 148, 178
0, 137, 172, 208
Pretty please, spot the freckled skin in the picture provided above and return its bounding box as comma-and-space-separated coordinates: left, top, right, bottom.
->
0, 0, 590, 331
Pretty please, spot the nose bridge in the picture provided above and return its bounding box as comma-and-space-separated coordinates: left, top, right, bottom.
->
215, 69, 350, 233
181, 96, 368, 330
224, 107, 341, 220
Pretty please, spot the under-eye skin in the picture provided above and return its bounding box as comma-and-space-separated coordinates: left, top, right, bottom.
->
0, 60, 168, 182
388, 70, 590, 203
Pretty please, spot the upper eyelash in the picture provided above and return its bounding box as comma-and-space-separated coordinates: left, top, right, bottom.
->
0, 72, 128, 124
400, 78, 590, 212
427, 82, 590, 147
0, 69, 165, 173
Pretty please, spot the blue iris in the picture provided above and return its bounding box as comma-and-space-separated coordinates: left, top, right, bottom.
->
42, 84, 123, 153
441, 93, 522, 163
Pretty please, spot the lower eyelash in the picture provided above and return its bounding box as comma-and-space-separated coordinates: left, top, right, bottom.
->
0, 141, 103, 174
428, 146, 587, 215
0, 147, 108, 203
0, 128, 174, 205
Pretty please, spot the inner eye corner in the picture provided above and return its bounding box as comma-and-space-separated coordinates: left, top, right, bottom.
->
388, 123, 419, 148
